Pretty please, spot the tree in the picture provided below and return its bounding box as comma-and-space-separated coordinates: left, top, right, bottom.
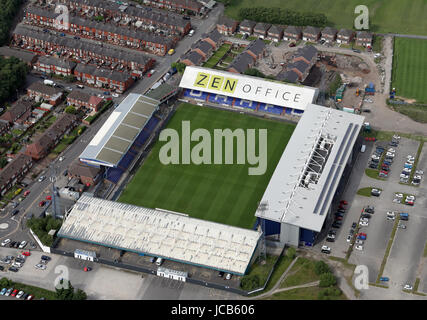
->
314, 261, 330, 275
286, 247, 296, 259
318, 287, 341, 299
55, 280, 74, 300
73, 289, 87, 300
240, 274, 261, 291
171, 62, 186, 74
65, 106, 77, 114
319, 272, 337, 287
0, 157, 8, 169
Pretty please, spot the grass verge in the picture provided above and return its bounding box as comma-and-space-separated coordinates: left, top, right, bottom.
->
376, 218, 399, 283
280, 257, 320, 288
364, 169, 385, 181
0, 277, 57, 300
356, 187, 381, 197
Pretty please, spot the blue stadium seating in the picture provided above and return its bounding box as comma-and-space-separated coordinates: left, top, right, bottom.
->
105, 167, 124, 184
293, 109, 304, 115
144, 116, 159, 134
285, 107, 292, 114
208, 94, 233, 105
134, 129, 151, 146
183, 89, 208, 101
117, 152, 135, 170
233, 98, 257, 110
258, 104, 284, 115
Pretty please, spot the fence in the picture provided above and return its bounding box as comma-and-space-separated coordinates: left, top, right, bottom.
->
29, 228, 51, 253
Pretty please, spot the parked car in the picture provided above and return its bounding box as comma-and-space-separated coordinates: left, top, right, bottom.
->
11, 289, 18, 297
289, 42, 296, 47
16, 291, 24, 299
0, 288, 7, 295
321, 245, 331, 254
218, 271, 224, 277
26, 295, 34, 300
1, 239, 11, 247
355, 239, 364, 245
346, 235, 352, 242
41, 255, 51, 261
355, 245, 364, 251
21, 251, 30, 257
404, 284, 413, 291
225, 273, 232, 280
371, 188, 381, 196
35, 264, 47, 270
5, 288, 13, 296
39, 201, 46, 207
38, 175, 46, 182
364, 206, 374, 213
46, 196, 52, 201
18, 241, 27, 249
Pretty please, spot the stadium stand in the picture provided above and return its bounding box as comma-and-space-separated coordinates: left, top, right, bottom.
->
233, 98, 258, 110
183, 89, 208, 101
208, 94, 233, 105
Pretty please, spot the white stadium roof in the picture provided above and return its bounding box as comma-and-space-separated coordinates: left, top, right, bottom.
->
58, 194, 261, 275
179, 66, 318, 111
79, 94, 159, 167
255, 104, 365, 232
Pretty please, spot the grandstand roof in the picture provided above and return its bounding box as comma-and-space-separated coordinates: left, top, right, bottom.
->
58, 194, 261, 275
79, 93, 159, 167
255, 104, 364, 232
179, 66, 318, 111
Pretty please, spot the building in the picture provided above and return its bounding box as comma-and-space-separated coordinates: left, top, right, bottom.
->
321, 27, 338, 43
267, 25, 284, 42
355, 31, 373, 47
25, 113, 78, 160
0, 120, 10, 136
181, 50, 204, 66
0, 100, 33, 125
0, 153, 33, 197
13, 25, 154, 75
279, 45, 318, 83
303, 26, 321, 42
201, 29, 222, 50
26, 82, 63, 106
337, 29, 354, 44
239, 20, 256, 35
68, 160, 102, 186
253, 22, 271, 39
283, 26, 302, 42
61, 0, 191, 35
34, 56, 76, 76
58, 193, 261, 276
255, 103, 364, 246
245, 39, 266, 60
66, 90, 104, 111
216, 16, 238, 36
180, 66, 319, 115
228, 52, 255, 74
79, 94, 160, 168
191, 40, 214, 60
145, 82, 178, 104
0, 46, 38, 66
143, 0, 204, 15
73, 64, 134, 93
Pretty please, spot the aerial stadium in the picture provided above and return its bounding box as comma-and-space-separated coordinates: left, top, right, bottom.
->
59, 67, 364, 277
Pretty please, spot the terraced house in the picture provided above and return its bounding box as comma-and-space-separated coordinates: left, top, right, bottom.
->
60, 0, 191, 35
337, 29, 354, 44
302, 26, 321, 42
0, 154, 33, 197
283, 26, 302, 42
25, 113, 78, 160
25, 6, 174, 56
216, 16, 238, 36
143, 0, 204, 15
27, 82, 63, 106
73, 64, 134, 93
0, 100, 33, 125
355, 31, 373, 47
34, 56, 77, 76
13, 25, 154, 75
67, 91, 104, 111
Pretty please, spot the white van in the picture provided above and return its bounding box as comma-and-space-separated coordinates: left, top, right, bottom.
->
155, 257, 163, 266
360, 144, 366, 153
188, 29, 195, 37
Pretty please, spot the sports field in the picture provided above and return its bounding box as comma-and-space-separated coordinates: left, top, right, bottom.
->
392, 38, 427, 104
119, 103, 295, 229
221, 0, 427, 36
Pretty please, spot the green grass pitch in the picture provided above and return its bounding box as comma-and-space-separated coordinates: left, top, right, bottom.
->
119, 103, 295, 229
392, 37, 427, 103
221, 0, 427, 36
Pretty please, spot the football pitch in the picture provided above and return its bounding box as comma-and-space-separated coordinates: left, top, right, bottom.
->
392, 38, 427, 104
119, 103, 295, 229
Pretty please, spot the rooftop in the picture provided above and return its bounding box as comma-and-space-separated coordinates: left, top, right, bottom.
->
58, 194, 261, 275
255, 104, 365, 232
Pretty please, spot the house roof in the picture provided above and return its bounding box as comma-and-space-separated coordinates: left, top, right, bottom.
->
254, 22, 272, 32
69, 160, 101, 179
240, 19, 256, 29
277, 70, 299, 83
295, 45, 318, 62
284, 25, 302, 34
0, 46, 37, 63
13, 25, 151, 67
338, 28, 354, 37
217, 15, 237, 28
182, 50, 204, 65
88, 96, 103, 106
303, 26, 321, 35
67, 90, 92, 103
37, 55, 77, 70
246, 39, 266, 56
0, 153, 32, 186
268, 25, 284, 35
0, 100, 32, 122
228, 52, 254, 73
202, 29, 222, 44
321, 27, 338, 36
356, 31, 373, 39
191, 40, 213, 54
289, 60, 310, 74
27, 82, 63, 96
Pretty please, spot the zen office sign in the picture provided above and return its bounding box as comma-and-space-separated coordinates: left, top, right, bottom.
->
180, 66, 318, 111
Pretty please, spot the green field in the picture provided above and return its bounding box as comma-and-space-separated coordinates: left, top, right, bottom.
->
220, 0, 427, 35
119, 103, 295, 229
392, 38, 427, 103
